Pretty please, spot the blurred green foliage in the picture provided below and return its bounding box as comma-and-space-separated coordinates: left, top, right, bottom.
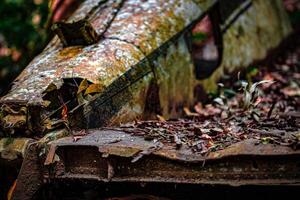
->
0, 0, 49, 95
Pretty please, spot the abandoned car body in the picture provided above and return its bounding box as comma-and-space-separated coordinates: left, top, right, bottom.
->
0, 0, 291, 134
0, 0, 297, 199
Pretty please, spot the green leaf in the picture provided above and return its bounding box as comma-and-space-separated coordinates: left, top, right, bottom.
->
192, 32, 208, 42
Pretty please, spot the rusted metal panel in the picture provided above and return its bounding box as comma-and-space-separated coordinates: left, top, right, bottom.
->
0, 0, 292, 135
0, 0, 217, 135
0, 138, 33, 161
201, 0, 292, 91
8, 130, 300, 199
0, 1, 295, 198
4, 129, 296, 199
51, 20, 99, 47
11, 129, 300, 199
47, 130, 300, 162
11, 143, 44, 200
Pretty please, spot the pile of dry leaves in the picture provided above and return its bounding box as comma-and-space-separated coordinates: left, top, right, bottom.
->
113, 39, 300, 155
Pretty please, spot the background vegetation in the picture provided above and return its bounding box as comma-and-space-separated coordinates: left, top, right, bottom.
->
0, 0, 49, 95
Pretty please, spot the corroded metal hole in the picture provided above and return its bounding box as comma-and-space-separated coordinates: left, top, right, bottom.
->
190, 13, 223, 80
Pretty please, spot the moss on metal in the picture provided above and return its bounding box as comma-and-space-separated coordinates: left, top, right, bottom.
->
0, 0, 292, 136
200, 0, 292, 91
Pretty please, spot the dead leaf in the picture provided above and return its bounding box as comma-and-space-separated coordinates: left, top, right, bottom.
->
261, 137, 274, 144
156, 115, 166, 122
207, 140, 214, 147
131, 142, 163, 163
281, 87, 300, 96
77, 92, 88, 105
84, 83, 104, 95
194, 102, 203, 113
73, 136, 83, 142
200, 128, 210, 134
43, 80, 63, 94
42, 100, 51, 107
212, 127, 223, 133
43, 82, 58, 93
77, 78, 89, 94
44, 145, 57, 165
201, 134, 212, 140
61, 104, 68, 120
183, 107, 199, 117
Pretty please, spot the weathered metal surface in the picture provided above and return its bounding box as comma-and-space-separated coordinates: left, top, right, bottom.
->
201, 0, 292, 91
5, 129, 296, 198
0, 0, 216, 135
0, 0, 291, 135
51, 20, 99, 47
0, 138, 33, 160
46, 130, 300, 162
12, 129, 300, 199
12, 144, 44, 200
0, 1, 295, 198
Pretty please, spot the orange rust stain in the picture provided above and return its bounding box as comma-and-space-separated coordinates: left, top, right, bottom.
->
7, 179, 17, 200
61, 104, 68, 121
58, 46, 83, 59
84, 83, 105, 95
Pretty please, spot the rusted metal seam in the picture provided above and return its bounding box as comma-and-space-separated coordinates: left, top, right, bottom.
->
0, 2, 217, 125
82, 59, 153, 116
44, 0, 121, 51
104, 17, 156, 54
82, 9, 215, 115
105, 36, 158, 79
44, 0, 109, 50
99, 0, 251, 97
221, 0, 252, 34
100, 0, 127, 36
105, 21, 162, 80
105, 37, 147, 57
43, 0, 128, 118
83, 0, 110, 21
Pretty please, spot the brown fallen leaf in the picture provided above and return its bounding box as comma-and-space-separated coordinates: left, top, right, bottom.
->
281, 87, 300, 96
73, 135, 83, 142
156, 115, 166, 122
201, 133, 212, 140
61, 104, 68, 121
77, 78, 89, 94
43, 82, 58, 93
84, 83, 105, 95
183, 107, 199, 117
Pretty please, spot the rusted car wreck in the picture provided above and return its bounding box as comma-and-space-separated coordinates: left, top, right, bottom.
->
0, 0, 299, 199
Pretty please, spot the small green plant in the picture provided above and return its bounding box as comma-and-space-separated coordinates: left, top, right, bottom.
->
239, 80, 274, 110
213, 79, 274, 121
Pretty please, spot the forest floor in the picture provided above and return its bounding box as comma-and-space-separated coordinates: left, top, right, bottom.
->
113, 32, 300, 156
